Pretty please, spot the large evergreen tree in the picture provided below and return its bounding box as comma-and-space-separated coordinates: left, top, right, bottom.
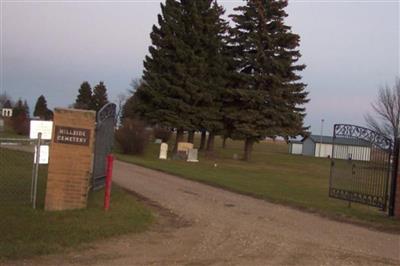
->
131, 0, 228, 152
181, 1, 229, 152
33, 95, 48, 119
74, 81, 93, 110
92, 81, 109, 112
224, 0, 308, 160
133, 0, 192, 152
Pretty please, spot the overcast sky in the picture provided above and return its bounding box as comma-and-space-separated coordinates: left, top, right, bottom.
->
1, 0, 399, 135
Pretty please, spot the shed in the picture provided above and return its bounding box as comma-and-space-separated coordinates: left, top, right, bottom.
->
302, 135, 371, 161
288, 140, 303, 155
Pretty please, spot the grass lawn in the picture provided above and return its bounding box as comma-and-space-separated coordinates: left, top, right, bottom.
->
0, 148, 153, 261
117, 135, 400, 233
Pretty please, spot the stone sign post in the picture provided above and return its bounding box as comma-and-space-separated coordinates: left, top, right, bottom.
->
45, 108, 96, 211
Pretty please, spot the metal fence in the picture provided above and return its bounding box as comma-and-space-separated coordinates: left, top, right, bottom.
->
0, 137, 48, 208
329, 124, 392, 210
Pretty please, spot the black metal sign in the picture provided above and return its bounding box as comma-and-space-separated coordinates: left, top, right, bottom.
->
92, 103, 116, 190
54, 126, 90, 146
329, 124, 392, 210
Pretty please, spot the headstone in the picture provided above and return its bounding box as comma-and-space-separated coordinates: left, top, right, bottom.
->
0, 118, 4, 132
159, 142, 168, 160
177, 142, 194, 155
187, 148, 199, 162
45, 108, 96, 211
155, 138, 162, 144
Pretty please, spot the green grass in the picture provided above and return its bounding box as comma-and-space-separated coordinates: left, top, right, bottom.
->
0, 126, 27, 139
0, 148, 153, 260
117, 136, 400, 233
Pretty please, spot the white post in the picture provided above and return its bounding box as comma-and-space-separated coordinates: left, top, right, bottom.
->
319, 119, 324, 157
33, 133, 42, 209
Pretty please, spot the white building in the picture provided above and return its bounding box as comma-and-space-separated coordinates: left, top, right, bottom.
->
289, 135, 372, 161
288, 140, 303, 155
302, 135, 371, 161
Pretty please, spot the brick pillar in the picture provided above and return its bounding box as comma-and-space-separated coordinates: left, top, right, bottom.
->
45, 108, 96, 211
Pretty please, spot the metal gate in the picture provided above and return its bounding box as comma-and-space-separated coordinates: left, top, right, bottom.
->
329, 124, 392, 210
92, 103, 116, 190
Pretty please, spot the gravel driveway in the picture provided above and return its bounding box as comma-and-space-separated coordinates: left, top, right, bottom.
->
15, 160, 400, 265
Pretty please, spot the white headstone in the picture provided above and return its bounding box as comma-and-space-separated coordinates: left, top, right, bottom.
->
154, 138, 162, 144
159, 143, 168, 160
177, 142, 194, 155
187, 148, 199, 162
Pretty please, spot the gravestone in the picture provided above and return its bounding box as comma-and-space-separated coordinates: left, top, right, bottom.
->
187, 148, 199, 162
45, 108, 96, 211
159, 143, 168, 160
177, 142, 194, 155
0, 118, 4, 132
154, 138, 162, 144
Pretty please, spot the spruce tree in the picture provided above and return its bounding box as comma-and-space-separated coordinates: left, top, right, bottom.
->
74, 81, 93, 110
132, 0, 228, 152
225, 0, 308, 161
181, 1, 229, 152
33, 95, 48, 119
92, 81, 109, 112
12, 99, 30, 135
12, 99, 25, 118
23, 100, 30, 117
133, 0, 194, 152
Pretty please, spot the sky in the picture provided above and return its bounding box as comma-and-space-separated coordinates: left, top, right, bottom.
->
1, 0, 399, 135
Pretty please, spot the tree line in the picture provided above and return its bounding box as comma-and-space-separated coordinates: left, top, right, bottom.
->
123, 0, 309, 161
73, 81, 109, 112
0, 93, 53, 135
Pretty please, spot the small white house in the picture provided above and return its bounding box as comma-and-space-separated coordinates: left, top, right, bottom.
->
288, 140, 303, 155
302, 135, 371, 161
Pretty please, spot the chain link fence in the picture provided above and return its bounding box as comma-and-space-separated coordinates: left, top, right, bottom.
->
0, 138, 48, 208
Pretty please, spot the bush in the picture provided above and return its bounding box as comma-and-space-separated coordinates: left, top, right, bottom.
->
115, 119, 150, 155
153, 127, 172, 142
12, 114, 30, 135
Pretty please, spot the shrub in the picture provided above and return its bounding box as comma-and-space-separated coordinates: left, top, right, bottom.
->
115, 119, 150, 155
12, 114, 30, 135
153, 127, 172, 142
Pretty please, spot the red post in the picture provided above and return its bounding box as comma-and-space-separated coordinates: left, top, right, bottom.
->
104, 154, 114, 211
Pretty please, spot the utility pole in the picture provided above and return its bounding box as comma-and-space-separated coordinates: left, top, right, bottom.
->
319, 119, 324, 157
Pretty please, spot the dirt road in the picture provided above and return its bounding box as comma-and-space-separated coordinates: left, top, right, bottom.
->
16, 161, 400, 265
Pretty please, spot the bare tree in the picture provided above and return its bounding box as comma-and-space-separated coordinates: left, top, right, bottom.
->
365, 78, 400, 142
116, 93, 127, 126
0, 92, 12, 108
